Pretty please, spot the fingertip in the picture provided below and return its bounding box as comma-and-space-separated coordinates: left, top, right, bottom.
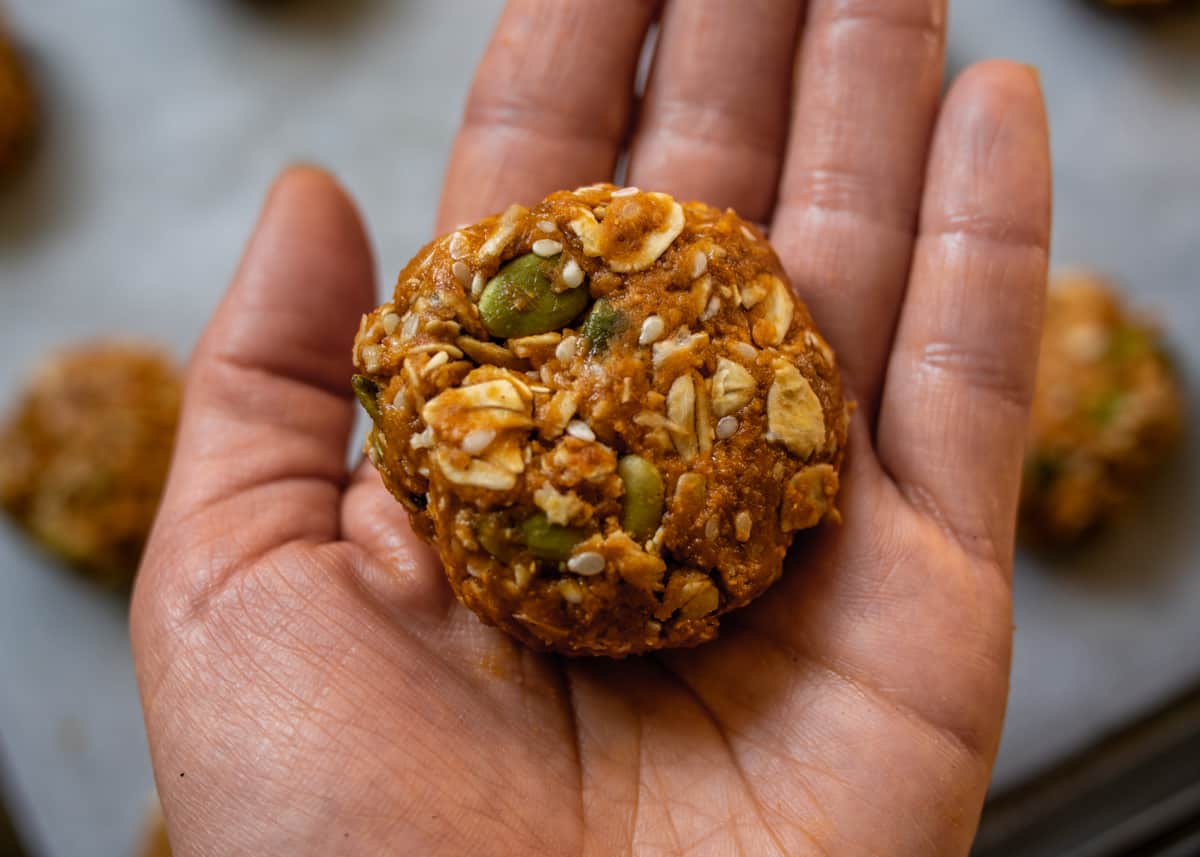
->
270, 162, 346, 201
949, 58, 1043, 103
263, 163, 370, 246
944, 59, 1049, 154
925, 58, 1052, 248
194, 158, 377, 403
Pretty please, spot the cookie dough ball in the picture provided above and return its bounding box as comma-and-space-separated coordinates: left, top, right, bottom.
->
136, 798, 172, 857
139, 824, 172, 857
0, 24, 36, 179
1021, 273, 1184, 543
353, 185, 849, 656
0, 342, 181, 587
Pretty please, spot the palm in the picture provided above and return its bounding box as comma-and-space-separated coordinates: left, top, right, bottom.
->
133, 2, 1050, 855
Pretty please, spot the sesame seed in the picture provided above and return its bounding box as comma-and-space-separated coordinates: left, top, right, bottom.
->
452, 260, 471, 286
612, 186, 640, 198
716, 416, 738, 440
461, 428, 496, 455
382, 312, 401, 335
735, 511, 753, 542
537, 220, 557, 233
555, 335, 578, 363
691, 252, 708, 279
740, 225, 758, 242
532, 239, 563, 258
702, 296, 721, 321
448, 231, 468, 260
704, 517, 719, 540
562, 258, 584, 289
559, 580, 584, 604
566, 420, 595, 442
638, 315, 665, 345
361, 345, 382, 373
470, 272, 486, 299
567, 551, 606, 576
401, 314, 419, 339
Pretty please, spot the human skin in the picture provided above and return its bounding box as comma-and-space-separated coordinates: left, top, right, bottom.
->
131, 1, 1051, 855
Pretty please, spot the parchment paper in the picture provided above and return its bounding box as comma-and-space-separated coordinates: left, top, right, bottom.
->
0, 1, 1197, 854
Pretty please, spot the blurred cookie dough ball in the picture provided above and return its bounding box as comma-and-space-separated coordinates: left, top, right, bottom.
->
0, 342, 182, 587
1021, 273, 1184, 543
0, 21, 36, 178
136, 798, 172, 857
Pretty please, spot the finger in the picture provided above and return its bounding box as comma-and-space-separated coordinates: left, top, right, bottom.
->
876, 61, 1051, 568
771, 0, 948, 414
154, 166, 375, 558
437, 0, 659, 232
625, 0, 805, 222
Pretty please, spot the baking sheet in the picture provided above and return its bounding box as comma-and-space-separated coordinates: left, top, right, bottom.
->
0, 0, 1197, 853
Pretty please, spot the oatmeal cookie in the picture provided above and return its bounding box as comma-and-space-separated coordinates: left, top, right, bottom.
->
354, 185, 849, 656
1021, 272, 1183, 543
0, 342, 181, 587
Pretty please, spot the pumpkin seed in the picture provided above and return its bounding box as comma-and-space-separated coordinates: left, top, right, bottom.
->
519, 512, 588, 562
618, 455, 665, 541
477, 253, 587, 339
352, 375, 381, 422
581, 298, 626, 354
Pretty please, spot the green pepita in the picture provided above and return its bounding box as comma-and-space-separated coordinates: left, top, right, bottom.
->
352, 375, 381, 423
1107, 326, 1147, 363
1089, 390, 1124, 426
368, 427, 386, 464
478, 253, 588, 339
618, 455, 665, 541
519, 513, 588, 562
477, 513, 519, 562
581, 298, 627, 354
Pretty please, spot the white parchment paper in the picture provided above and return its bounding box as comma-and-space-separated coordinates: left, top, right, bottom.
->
0, 1, 1197, 853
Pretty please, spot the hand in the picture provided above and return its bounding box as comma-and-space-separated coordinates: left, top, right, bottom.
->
132, 1, 1050, 854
